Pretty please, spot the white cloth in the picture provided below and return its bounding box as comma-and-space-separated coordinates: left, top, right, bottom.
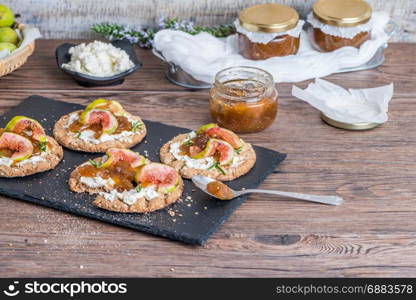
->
154, 11, 390, 84
292, 78, 393, 124
0, 26, 41, 59
234, 19, 305, 43
307, 12, 374, 39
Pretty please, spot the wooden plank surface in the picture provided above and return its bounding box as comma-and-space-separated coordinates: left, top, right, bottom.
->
0, 40, 416, 277
3, 0, 416, 42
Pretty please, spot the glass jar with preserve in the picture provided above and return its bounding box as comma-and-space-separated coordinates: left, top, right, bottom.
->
308, 0, 372, 52
236, 4, 304, 60
209, 66, 278, 133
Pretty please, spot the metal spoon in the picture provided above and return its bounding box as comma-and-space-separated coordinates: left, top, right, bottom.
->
191, 175, 343, 206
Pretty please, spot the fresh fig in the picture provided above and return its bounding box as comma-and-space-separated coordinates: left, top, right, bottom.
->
212, 139, 234, 165
201, 125, 242, 149
101, 148, 146, 168
81, 109, 118, 135
81, 98, 125, 121
190, 139, 216, 159
5, 116, 47, 142
0, 132, 33, 162
135, 163, 180, 194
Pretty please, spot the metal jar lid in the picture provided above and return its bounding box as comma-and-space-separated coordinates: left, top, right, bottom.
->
313, 0, 372, 27
320, 113, 380, 130
239, 4, 299, 33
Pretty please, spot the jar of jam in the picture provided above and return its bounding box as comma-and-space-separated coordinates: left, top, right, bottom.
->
308, 0, 372, 52
237, 4, 302, 60
209, 66, 278, 133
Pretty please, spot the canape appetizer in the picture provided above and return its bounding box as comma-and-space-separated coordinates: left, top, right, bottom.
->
0, 116, 63, 177
160, 124, 256, 180
69, 148, 183, 213
53, 98, 146, 152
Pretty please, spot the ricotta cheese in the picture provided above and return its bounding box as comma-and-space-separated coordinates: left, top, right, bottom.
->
0, 151, 49, 167
99, 185, 160, 205
78, 129, 135, 144
80, 176, 115, 189
62, 41, 134, 77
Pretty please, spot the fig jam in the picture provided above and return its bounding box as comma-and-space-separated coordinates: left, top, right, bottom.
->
238, 33, 299, 60
311, 28, 370, 52
210, 67, 278, 133
78, 160, 138, 192
207, 181, 235, 200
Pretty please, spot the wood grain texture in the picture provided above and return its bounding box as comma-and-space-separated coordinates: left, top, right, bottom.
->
0, 40, 416, 277
2, 0, 416, 42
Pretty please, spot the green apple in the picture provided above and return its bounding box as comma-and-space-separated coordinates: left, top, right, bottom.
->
0, 5, 14, 28
0, 42, 16, 53
0, 27, 18, 44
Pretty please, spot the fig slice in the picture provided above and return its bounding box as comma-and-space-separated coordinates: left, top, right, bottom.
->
197, 124, 243, 149
190, 138, 234, 166
190, 139, 216, 159
101, 148, 146, 168
212, 139, 235, 166
135, 163, 180, 194
81, 98, 125, 121
82, 109, 118, 135
0, 132, 33, 162
5, 116, 47, 142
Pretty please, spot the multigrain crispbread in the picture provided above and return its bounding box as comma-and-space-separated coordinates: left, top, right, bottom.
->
69, 149, 184, 213
0, 136, 63, 177
54, 111, 146, 152
53, 98, 147, 153
160, 125, 256, 181
0, 115, 63, 178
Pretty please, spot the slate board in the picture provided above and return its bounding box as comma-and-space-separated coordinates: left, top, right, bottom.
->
0, 96, 286, 245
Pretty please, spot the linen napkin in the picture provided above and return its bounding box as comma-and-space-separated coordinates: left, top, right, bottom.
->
291, 79, 394, 124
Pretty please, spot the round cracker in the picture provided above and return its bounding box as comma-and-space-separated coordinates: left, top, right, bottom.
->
93, 178, 183, 213
0, 136, 63, 178
160, 133, 256, 181
53, 110, 147, 153
69, 157, 115, 194
70, 156, 184, 213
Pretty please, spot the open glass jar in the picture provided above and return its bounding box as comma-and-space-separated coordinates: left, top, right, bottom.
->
237, 4, 302, 60
308, 0, 372, 52
209, 66, 278, 133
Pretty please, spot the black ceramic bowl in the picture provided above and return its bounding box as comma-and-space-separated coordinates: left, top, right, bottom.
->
55, 39, 142, 87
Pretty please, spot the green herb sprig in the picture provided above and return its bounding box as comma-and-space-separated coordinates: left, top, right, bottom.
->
208, 162, 226, 175
89, 159, 100, 168
91, 17, 235, 49
39, 141, 48, 152
234, 147, 243, 155
183, 140, 194, 147
131, 121, 144, 133
135, 185, 143, 193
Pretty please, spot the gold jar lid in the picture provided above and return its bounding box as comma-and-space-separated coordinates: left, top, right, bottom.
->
313, 0, 372, 27
239, 4, 299, 33
320, 113, 380, 130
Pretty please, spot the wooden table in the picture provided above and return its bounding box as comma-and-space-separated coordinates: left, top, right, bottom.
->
0, 40, 415, 277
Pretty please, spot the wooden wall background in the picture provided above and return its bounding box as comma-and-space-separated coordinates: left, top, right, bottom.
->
4, 0, 416, 42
